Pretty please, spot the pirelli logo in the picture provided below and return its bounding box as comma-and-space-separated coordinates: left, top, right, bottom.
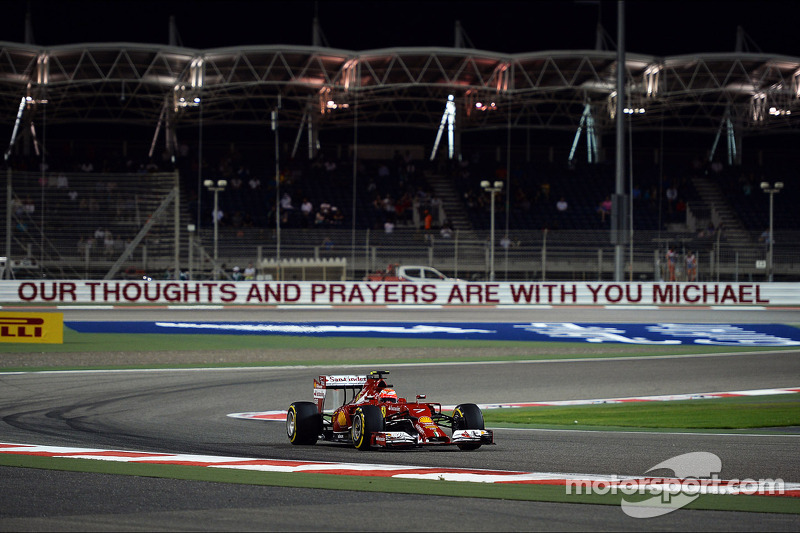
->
0, 312, 63, 344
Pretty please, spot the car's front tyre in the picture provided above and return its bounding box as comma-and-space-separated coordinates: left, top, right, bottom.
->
351, 405, 384, 450
452, 403, 485, 450
287, 401, 322, 445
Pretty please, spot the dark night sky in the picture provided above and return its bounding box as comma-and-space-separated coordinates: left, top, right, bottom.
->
2, 0, 799, 57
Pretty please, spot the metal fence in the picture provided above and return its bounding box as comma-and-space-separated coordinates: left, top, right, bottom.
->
2, 170, 798, 282
209, 227, 796, 283
2, 170, 180, 280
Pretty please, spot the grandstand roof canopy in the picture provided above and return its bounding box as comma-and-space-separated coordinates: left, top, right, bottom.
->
1, 1, 799, 140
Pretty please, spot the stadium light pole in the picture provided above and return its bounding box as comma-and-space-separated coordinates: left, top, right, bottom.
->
761, 181, 783, 282
187, 224, 195, 280
272, 105, 281, 281
613, 0, 627, 281
204, 179, 227, 279
4, 168, 10, 279
481, 180, 503, 281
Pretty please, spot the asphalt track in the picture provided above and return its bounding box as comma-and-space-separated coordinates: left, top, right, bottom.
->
1, 307, 799, 531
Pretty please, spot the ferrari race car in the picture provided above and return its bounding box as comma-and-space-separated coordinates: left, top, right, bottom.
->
286, 370, 493, 450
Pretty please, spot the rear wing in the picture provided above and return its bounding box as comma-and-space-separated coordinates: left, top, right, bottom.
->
314, 371, 390, 412
316, 375, 368, 389
314, 375, 367, 412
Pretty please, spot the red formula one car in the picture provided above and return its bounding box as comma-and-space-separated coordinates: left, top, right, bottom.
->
286, 370, 493, 450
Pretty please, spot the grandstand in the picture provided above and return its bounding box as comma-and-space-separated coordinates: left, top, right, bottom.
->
1, 14, 798, 282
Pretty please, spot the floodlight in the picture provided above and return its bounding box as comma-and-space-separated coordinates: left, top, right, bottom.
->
430, 94, 457, 161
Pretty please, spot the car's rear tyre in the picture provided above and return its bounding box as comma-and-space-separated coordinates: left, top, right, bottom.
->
452, 403, 485, 451
351, 405, 384, 450
287, 402, 322, 445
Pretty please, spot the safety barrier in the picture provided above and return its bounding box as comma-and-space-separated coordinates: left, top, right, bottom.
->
2, 281, 799, 307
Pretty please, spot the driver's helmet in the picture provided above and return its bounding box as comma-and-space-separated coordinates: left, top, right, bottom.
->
378, 388, 398, 403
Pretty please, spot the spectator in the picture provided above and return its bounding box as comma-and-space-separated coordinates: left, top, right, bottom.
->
540, 180, 551, 200
280, 192, 294, 210
556, 197, 568, 213
56, 173, 69, 189
244, 263, 256, 280
759, 229, 773, 249
300, 198, 313, 226
686, 251, 697, 282
396, 192, 412, 222
403, 150, 416, 178
597, 196, 612, 222
440, 220, 453, 238
371, 194, 383, 218
213, 206, 225, 226
665, 184, 678, 211
513, 188, 531, 211
331, 206, 345, 225
231, 211, 244, 228
382, 194, 395, 215
666, 247, 677, 281
103, 231, 115, 257
22, 198, 35, 215
741, 174, 753, 196
699, 222, 716, 238
430, 195, 442, 221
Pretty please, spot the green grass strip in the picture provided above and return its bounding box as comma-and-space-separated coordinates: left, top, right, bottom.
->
483, 395, 800, 430
0, 454, 797, 514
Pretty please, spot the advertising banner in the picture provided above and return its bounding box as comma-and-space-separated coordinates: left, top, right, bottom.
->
0, 311, 63, 344
67, 321, 800, 346
0, 280, 798, 307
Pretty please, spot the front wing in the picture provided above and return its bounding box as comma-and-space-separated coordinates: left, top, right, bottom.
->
373, 428, 494, 448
